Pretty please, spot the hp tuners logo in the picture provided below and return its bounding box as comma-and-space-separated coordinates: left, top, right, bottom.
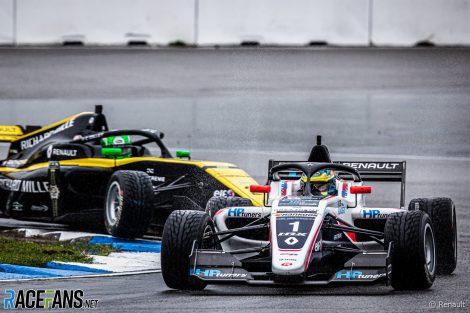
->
191, 268, 247, 279
362, 209, 389, 219
213, 189, 235, 197
336, 271, 363, 279
227, 208, 262, 218
336, 271, 386, 280
191, 269, 222, 277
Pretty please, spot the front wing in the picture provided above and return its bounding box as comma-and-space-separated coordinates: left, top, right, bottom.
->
189, 248, 390, 286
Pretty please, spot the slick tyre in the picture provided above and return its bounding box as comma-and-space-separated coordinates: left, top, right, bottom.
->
205, 196, 252, 218
161, 210, 215, 290
104, 170, 153, 238
385, 210, 436, 290
409, 197, 457, 274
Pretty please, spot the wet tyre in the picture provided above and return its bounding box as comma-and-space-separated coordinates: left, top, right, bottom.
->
104, 170, 153, 238
409, 197, 457, 274
384, 210, 436, 290
161, 210, 215, 290
205, 196, 252, 218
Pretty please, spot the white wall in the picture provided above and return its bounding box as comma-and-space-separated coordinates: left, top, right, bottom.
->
0, 0, 469, 46
0, 0, 14, 44
372, 0, 470, 46
198, 0, 369, 45
16, 0, 194, 45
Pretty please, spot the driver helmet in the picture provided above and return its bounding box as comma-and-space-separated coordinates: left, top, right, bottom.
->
101, 135, 131, 146
300, 169, 336, 196
101, 135, 132, 159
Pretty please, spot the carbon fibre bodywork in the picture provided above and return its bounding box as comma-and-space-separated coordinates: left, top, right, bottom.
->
0, 106, 262, 232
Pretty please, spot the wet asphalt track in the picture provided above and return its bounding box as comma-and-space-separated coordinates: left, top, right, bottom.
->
0, 47, 469, 312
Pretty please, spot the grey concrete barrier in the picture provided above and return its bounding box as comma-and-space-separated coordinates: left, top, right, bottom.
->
197, 0, 370, 46
15, 0, 195, 45
0, 0, 14, 44
0, 0, 469, 46
372, 0, 470, 46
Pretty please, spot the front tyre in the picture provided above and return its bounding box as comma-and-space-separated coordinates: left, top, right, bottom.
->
385, 210, 436, 290
161, 210, 215, 290
104, 170, 153, 238
409, 197, 457, 274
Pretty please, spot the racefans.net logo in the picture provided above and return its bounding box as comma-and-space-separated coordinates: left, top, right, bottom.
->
3, 289, 99, 310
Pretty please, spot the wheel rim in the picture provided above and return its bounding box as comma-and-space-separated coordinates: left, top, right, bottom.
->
424, 223, 436, 275
106, 181, 122, 226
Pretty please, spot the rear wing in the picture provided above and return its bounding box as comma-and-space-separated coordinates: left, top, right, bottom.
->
0, 126, 24, 142
0, 125, 43, 142
334, 161, 406, 208
267, 160, 406, 208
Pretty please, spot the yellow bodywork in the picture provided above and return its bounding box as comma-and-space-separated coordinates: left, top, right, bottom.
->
0, 157, 264, 206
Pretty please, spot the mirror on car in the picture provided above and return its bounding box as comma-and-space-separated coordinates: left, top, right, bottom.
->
350, 186, 372, 194
176, 150, 191, 159
250, 185, 271, 193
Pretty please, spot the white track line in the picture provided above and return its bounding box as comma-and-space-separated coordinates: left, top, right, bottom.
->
0, 269, 161, 283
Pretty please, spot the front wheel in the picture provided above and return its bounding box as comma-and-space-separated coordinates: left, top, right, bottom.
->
161, 210, 215, 290
104, 170, 153, 238
385, 210, 436, 290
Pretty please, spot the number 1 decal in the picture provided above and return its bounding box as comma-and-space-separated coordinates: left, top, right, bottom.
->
289, 221, 299, 232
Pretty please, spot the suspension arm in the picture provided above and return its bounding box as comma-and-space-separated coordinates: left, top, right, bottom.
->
323, 223, 384, 238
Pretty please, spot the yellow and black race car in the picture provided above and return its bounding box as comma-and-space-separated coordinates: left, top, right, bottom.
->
0, 106, 262, 238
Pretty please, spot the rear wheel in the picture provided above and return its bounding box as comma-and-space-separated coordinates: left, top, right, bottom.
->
161, 210, 215, 290
385, 210, 436, 290
409, 197, 457, 274
205, 196, 252, 218
104, 170, 153, 238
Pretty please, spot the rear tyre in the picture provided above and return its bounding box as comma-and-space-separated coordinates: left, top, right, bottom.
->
384, 210, 436, 290
408, 198, 429, 212
205, 196, 252, 218
104, 170, 153, 238
161, 210, 215, 290
409, 197, 457, 274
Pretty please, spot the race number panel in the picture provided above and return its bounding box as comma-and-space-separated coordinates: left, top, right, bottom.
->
276, 215, 315, 249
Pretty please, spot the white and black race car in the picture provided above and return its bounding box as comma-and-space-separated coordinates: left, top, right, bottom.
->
161, 137, 457, 290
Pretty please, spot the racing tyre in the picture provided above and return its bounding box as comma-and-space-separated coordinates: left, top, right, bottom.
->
161, 210, 215, 290
205, 196, 252, 218
409, 197, 457, 274
104, 170, 153, 238
384, 210, 436, 290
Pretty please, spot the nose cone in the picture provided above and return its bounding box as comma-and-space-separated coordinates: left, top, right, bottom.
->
271, 210, 323, 276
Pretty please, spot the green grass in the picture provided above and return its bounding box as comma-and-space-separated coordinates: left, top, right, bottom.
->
0, 237, 114, 268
